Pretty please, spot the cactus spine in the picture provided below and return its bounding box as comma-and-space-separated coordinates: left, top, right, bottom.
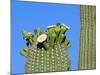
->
20, 23, 71, 73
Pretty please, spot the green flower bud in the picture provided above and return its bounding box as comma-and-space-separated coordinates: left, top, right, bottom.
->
60, 24, 70, 34
57, 34, 65, 43
54, 25, 61, 35
49, 33, 56, 47
20, 48, 29, 58
67, 43, 71, 48
22, 30, 29, 38
60, 26, 67, 34
34, 27, 41, 35
22, 30, 33, 40
65, 38, 71, 48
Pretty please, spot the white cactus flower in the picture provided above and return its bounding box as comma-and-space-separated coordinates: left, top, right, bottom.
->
37, 34, 47, 43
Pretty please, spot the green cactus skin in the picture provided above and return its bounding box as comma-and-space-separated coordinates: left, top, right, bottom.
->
20, 23, 71, 74
79, 5, 96, 70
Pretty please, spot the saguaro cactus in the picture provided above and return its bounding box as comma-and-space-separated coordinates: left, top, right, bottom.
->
79, 5, 96, 70
20, 23, 71, 73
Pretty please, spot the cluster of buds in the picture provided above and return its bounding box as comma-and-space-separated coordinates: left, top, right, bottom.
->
20, 23, 71, 60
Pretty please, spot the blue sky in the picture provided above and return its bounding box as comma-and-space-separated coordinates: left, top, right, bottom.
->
11, 0, 80, 74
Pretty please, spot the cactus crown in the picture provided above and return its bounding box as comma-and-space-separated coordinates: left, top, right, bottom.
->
20, 23, 71, 58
